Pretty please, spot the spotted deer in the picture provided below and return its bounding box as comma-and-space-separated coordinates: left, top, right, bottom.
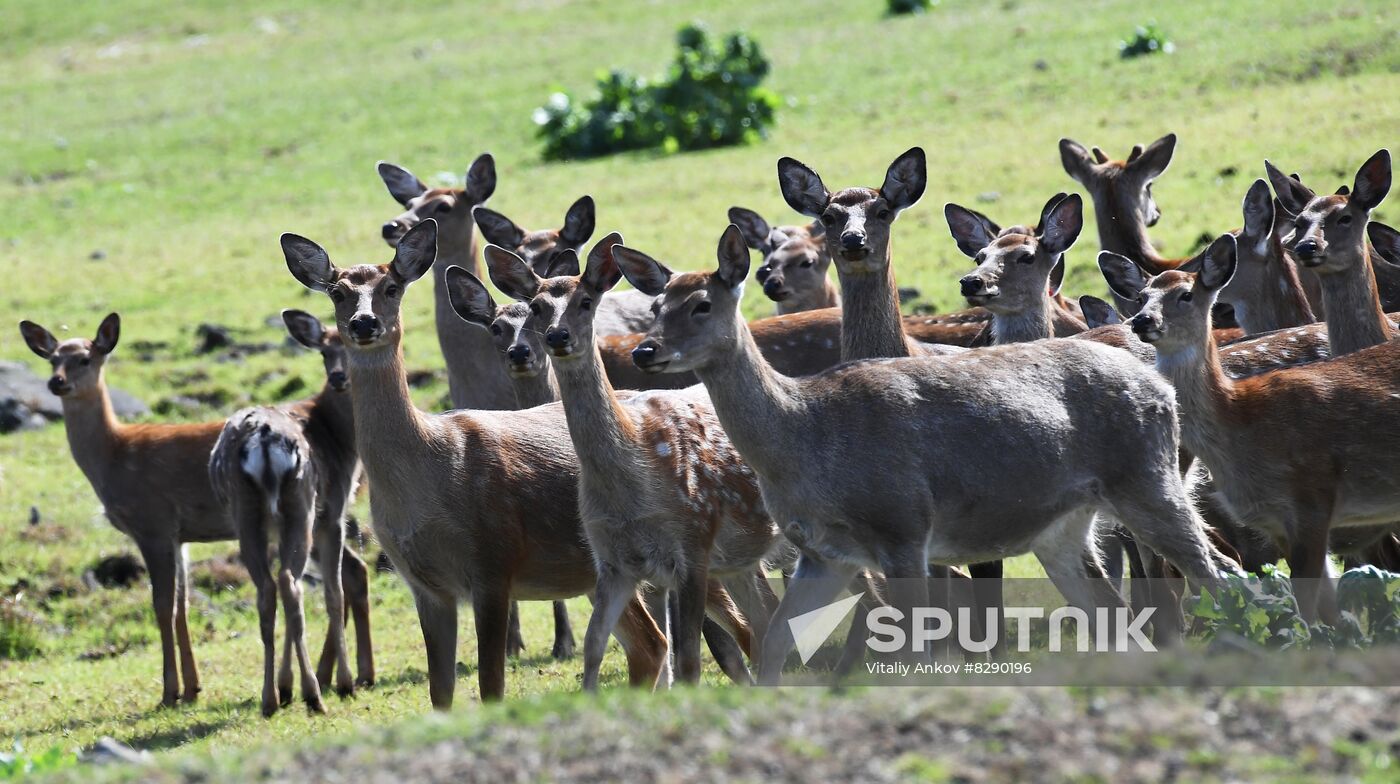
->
208, 311, 370, 716
1101, 234, 1400, 622
281, 219, 670, 705
617, 225, 1231, 684
473, 196, 658, 335
16, 314, 372, 709
728, 207, 838, 315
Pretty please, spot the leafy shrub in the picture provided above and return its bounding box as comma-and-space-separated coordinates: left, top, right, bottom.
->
887, 0, 938, 15
1186, 565, 1400, 649
0, 742, 78, 779
535, 23, 781, 161
1119, 22, 1175, 59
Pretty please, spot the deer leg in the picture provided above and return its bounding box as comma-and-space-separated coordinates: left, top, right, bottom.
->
673, 566, 710, 685
880, 550, 933, 665
137, 538, 182, 709
1109, 474, 1230, 588
1287, 505, 1338, 625
237, 522, 280, 717
413, 591, 458, 710
340, 546, 375, 686
704, 579, 751, 657
278, 491, 323, 713
967, 560, 1004, 659
505, 601, 526, 659
702, 616, 751, 685
609, 592, 668, 690
1035, 512, 1129, 645
582, 566, 639, 692
758, 553, 859, 686
551, 601, 576, 660
173, 545, 201, 703
472, 590, 512, 702
314, 521, 354, 697
649, 587, 674, 688
722, 569, 775, 649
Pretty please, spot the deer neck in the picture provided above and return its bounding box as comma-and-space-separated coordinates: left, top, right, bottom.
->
307, 384, 358, 461
1236, 237, 1316, 334
1088, 185, 1168, 271
59, 377, 122, 491
991, 295, 1055, 345
694, 318, 804, 480
551, 342, 641, 479
778, 281, 841, 316
509, 366, 560, 409
431, 222, 514, 410
837, 246, 914, 360
1317, 244, 1393, 356
1151, 332, 1237, 463
344, 339, 432, 469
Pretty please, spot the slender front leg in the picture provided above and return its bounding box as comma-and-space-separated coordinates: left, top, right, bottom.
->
473, 590, 513, 702
758, 554, 859, 686
582, 565, 640, 692
551, 601, 576, 660
609, 593, 668, 689
314, 522, 354, 697
278, 494, 324, 713
340, 546, 375, 686
413, 591, 458, 710
136, 538, 181, 709
505, 601, 526, 659
1288, 512, 1337, 624
881, 552, 932, 666
173, 545, 201, 702
673, 565, 711, 684
967, 560, 1003, 660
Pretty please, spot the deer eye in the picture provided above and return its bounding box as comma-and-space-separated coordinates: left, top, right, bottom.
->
1017, 253, 1035, 265
821, 212, 837, 227
385, 284, 400, 299
529, 302, 542, 316
877, 208, 892, 220
692, 301, 712, 316
579, 297, 593, 312
80, 357, 91, 366
435, 202, 452, 214
1179, 291, 1193, 303
800, 259, 814, 268
329, 289, 346, 303
1337, 214, 1353, 226
490, 323, 502, 336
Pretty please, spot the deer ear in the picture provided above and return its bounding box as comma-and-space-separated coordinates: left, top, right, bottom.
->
1078, 295, 1122, 328
727, 207, 772, 251
1048, 255, 1066, 297
559, 195, 596, 248
377, 162, 427, 206
1197, 234, 1238, 292
463, 153, 497, 205
391, 219, 438, 283
1035, 192, 1070, 234
472, 206, 525, 250
1241, 179, 1276, 242
777, 157, 830, 218
1098, 251, 1151, 301
612, 245, 673, 297
1351, 149, 1391, 213
484, 245, 543, 302
281, 309, 326, 349
881, 147, 927, 214
93, 313, 121, 355
443, 266, 497, 330
544, 250, 581, 279
943, 203, 1000, 258
1038, 193, 1083, 257
1367, 222, 1400, 266
282, 233, 337, 293
18, 320, 59, 359
1265, 160, 1315, 216
1059, 138, 1096, 182
583, 233, 624, 293
716, 224, 752, 290
1127, 133, 1176, 181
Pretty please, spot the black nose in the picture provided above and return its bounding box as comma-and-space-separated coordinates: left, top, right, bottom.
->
763, 278, 784, 295
381, 222, 399, 240
47, 376, 67, 394
1294, 239, 1319, 257
546, 329, 570, 349
328, 371, 348, 389
755, 265, 771, 284
507, 344, 531, 363
959, 276, 984, 296
1130, 314, 1153, 331
349, 315, 381, 340
841, 232, 865, 250
632, 342, 659, 366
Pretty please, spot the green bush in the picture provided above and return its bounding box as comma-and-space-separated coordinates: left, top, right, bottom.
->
1119, 22, 1175, 59
887, 0, 938, 15
0, 742, 78, 779
534, 23, 781, 161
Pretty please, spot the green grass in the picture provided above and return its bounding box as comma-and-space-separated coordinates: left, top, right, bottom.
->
2, 0, 1399, 767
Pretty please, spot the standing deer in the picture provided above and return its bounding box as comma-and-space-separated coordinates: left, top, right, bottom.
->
728, 207, 839, 315
617, 225, 1230, 684
281, 219, 670, 705
473, 196, 658, 335
1101, 234, 1400, 622
208, 311, 369, 716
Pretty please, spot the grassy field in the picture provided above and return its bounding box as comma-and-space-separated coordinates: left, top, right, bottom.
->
2, 0, 1400, 773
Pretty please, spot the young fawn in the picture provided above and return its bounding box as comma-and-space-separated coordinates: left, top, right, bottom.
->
208, 311, 370, 716
618, 225, 1230, 684
728, 206, 839, 315
473, 196, 658, 335
282, 219, 668, 705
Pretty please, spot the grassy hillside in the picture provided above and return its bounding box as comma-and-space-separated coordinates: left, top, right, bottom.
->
2, 0, 1399, 766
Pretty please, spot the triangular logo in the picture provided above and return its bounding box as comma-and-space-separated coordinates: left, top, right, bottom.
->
789, 592, 864, 665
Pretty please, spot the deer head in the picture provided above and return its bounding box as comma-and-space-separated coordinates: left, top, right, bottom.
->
729, 206, 831, 305
1101, 234, 1238, 351
1059, 133, 1175, 228
1266, 149, 1390, 274
283, 219, 439, 353
497, 234, 626, 364
776, 148, 926, 275
18, 313, 121, 398
377, 155, 496, 249
282, 309, 350, 392
472, 195, 596, 277
946, 193, 1081, 314
618, 226, 750, 375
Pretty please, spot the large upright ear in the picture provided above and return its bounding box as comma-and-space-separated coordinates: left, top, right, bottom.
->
559, 195, 596, 249
1098, 252, 1151, 301
472, 206, 526, 249
18, 320, 58, 359
1240, 179, 1276, 243
1351, 149, 1391, 213
281, 309, 326, 349
1048, 256, 1066, 297
1038, 193, 1083, 256
282, 233, 336, 292
377, 161, 427, 206
1265, 160, 1316, 216
881, 147, 927, 214
612, 246, 674, 297
943, 203, 1000, 258
727, 206, 772, 251
92, 312, 121, 355
716, 224, 752, 289
1034, 192, 1070, 234
582, 232, 624, 293
463, 153, 497, 205
1197, 234, 1238, 292
544, 251, 580, 279
1367, 222, 1400, 265
443, 266, 497, 330
391, 218, 438, 283
777, 157, 830, 218
1078, 295, 1122, 328
1059, 138, 1097, 182
1126, 133, 1176, 181
484, 245, 543, 301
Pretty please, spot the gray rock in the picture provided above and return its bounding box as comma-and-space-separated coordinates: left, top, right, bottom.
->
82, 737, 151, 766
0, 361, 148, 433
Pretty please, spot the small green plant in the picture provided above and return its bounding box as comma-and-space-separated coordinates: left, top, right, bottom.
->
887, 0, 938, 15
0, 601, 45, 661
1187, 565, 1400, 649
0, 742, 78, 779
1119, 22, 1175, 59
534, 23, 781, 161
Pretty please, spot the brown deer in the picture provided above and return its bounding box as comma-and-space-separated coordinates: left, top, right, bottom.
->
618, 225, 1230, 684
16, 314, 373, 709
462, 235, 781, 688
281, 218, 669, 705
473, 196, 658, 335
208, 311, 369, 716
1211, 179, 1317, 335
728, 207, 839, 315
1101, 234, 1400, 622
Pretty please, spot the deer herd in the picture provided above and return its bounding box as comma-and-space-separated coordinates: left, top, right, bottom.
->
17, 133, 1400, 715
